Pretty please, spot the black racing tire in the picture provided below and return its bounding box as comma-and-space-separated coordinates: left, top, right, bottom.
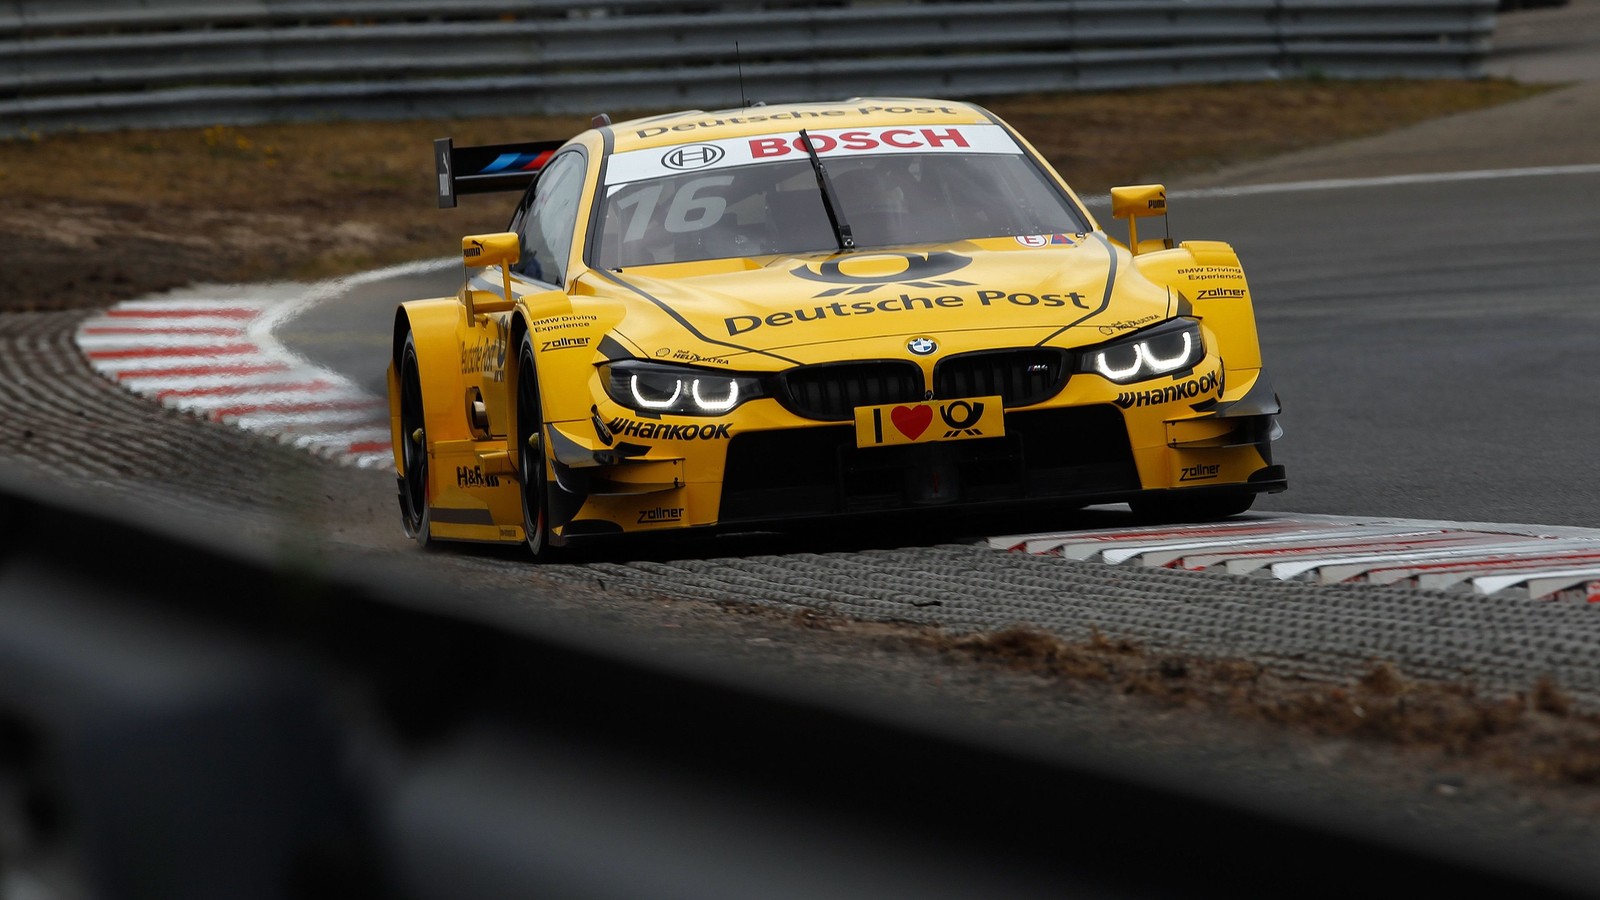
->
516, 331, 560, 561
1130, 490, 1256, 525
397, 331, 433, 548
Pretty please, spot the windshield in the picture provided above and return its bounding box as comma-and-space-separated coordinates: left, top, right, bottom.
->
595, 125, 1091, 268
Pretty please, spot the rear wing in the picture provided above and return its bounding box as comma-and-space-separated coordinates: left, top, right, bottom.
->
434, 137, 564, 208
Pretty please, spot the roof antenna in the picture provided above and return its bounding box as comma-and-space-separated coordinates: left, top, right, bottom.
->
735, 41, 748, 108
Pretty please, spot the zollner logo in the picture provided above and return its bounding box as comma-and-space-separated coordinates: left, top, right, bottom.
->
663, 144, 725, 170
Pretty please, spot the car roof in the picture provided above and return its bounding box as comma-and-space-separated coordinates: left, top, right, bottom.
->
605, 97, 996, 154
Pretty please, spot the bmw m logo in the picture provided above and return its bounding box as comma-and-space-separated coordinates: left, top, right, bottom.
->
907, 337, 937, 356
663, 144, 726, 170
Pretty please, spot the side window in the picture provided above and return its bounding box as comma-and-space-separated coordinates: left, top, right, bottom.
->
514, 150, 586, 286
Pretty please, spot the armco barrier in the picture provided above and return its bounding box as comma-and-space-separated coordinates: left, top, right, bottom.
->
0, 0, 1497, 136
0, 465, 1583, 899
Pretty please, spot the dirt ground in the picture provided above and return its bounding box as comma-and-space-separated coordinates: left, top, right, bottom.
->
0, 80, 1543, 311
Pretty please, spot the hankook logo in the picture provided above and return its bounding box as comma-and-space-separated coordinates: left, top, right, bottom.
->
662, 144, 726, 170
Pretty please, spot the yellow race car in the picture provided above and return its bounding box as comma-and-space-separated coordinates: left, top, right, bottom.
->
388, 98, 1285, 556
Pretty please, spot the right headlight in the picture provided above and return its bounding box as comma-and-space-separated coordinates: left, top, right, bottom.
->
600, 359, 766, 416
1081, 319, 1205, 384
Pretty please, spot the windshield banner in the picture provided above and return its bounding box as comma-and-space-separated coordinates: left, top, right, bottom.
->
604, 124, 1019, 185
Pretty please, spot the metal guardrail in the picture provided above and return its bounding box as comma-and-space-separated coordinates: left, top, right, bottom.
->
0, 0, 1497, 136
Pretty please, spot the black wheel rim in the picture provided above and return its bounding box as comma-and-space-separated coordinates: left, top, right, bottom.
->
400, 346, 427, 533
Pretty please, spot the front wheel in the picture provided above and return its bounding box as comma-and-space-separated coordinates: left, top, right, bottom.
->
1130, 490, 1256, 525
516, 332, 560, 560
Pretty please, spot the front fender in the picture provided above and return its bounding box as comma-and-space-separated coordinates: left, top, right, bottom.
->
1133, 240, 1264, 372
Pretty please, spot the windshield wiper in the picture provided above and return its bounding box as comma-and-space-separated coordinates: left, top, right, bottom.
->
798, 128, 854, 252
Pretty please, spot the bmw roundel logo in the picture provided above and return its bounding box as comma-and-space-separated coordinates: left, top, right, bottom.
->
907, 336, 938, 356
662, 144, 726, 170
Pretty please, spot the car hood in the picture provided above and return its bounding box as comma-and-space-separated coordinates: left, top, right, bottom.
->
586, 236, 1176, 367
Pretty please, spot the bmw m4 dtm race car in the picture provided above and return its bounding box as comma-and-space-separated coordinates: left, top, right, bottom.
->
387, 98, 1286, 557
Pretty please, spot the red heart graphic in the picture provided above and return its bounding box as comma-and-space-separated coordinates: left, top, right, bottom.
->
890, 405, 932, 440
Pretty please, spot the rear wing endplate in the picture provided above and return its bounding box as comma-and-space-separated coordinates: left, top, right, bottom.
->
434, 137, 564, 208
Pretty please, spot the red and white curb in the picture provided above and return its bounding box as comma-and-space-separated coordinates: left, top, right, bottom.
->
991, 514, 1600, 603
75, 259, 450, 470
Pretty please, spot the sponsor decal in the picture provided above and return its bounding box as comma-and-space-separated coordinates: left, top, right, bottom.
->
533, 314, 598, 331
793, 251, 972, 293
1114, 371, 1220, 409
750, 127, 972, 159
540, 336, 591, 352
1014, 234, 1077, 248
456, 465, 500, 488
1148, 198, 1167, 210
1180, 463, 1221, 482
1176, 265, 1244, 281
606, 124, 1019, 185
1195, 288, 1247, 300
631, 105, 963, 139
976, 289, 1087, 309
936, 399, 986, 438
1097, 314, 1161, 335
464, 238, 484, 259
723, 288, 1088, 336
662, 143, 726, 170
607, 417, 731, 441
654, 348, 732, 366
907, 336, 937, 356
637, 506, 684, 524
460, 334, 508, 381
855, 395, 1004, 447
499, 526, 518, 539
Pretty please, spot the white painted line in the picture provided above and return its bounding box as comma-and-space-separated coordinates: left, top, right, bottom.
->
992, 517, 1304, 554
1270, 538, 1548, 583
1171, 530, 1460, 572
1028, 520, 1344, 559
286, 426, 393, 453
229, 407, 387, 430
1097, 525, 1415, 566
1373, 545, 1600, 589
181, 390, 369, 414
1082, 164, 1600, 208
1472, 568, 1600, 601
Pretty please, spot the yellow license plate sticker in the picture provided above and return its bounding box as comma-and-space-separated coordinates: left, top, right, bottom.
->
853, 396, 1005, 448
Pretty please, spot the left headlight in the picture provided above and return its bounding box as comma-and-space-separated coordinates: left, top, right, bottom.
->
1081, 319, 1205, 385
601, 360, 765, 416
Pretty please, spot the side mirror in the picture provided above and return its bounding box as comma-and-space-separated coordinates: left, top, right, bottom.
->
461, 232, 520, 315
1108, 184, 1172, 256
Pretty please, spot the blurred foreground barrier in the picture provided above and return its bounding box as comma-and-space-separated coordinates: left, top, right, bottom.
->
0, 0, 1497, 136
0, 465, 1583, 898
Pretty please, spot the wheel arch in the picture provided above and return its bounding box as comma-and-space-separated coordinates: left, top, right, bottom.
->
506, 309, 536, 472
391, 298, 473, 462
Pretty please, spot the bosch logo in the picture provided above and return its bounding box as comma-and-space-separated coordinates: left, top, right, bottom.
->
908, 337, 937, 356
662, 144, 726, 170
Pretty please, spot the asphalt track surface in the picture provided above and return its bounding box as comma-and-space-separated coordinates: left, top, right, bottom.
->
280, 166, 1600, 528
